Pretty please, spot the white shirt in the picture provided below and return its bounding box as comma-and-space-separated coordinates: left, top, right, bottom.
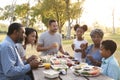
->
16, 43, 26, 58
73, 39, 87, 62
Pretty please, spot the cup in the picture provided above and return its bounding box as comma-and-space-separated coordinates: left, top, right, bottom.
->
44, 63, 51, 69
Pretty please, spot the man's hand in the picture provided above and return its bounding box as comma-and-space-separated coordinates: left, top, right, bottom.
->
29, 59, 40, 69
27, 55, 38, 63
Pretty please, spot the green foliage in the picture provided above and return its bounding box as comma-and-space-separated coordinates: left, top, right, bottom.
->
15, 4, 29, 18
33, 0, 84, 33
0, 5, 11, 20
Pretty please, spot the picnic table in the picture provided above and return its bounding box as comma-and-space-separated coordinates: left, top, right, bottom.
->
32, 67, 114, 80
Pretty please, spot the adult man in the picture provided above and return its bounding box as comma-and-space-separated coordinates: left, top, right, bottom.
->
37, 19, 67, 56
0, 23, 40, 80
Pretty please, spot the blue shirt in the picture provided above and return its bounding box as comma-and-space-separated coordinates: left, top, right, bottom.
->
0, 36, 31, 80
101, 55, 120, 80
85, 44, 102, 66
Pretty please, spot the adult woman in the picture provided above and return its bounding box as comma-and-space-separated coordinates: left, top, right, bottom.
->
85, 29, 104, 66
16, 27, 38, 61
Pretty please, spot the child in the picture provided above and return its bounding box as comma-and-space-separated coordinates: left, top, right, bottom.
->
100, 40, 120, 80
71, 24, 88, 62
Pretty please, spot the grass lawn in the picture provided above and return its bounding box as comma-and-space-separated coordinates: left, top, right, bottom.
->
0, 32, 120, 65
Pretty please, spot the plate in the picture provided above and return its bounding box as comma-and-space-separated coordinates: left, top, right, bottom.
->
70, 63, 88, 70
71, 65, 101, 77
38, 64, 44, 68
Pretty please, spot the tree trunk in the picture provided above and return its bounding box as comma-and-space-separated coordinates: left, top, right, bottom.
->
65, 0, 71, 39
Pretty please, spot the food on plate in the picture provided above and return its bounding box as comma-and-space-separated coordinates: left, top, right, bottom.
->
81, 71, 90, 75
79, 63, 88, 68
51, 65, 68, 71
83, 67, 91, 71
54, 60, 60, 65
67, 62, 73, 67
74, 66, 82, 70
68, 56, 74, 59
72, 65, 101, 76
74, 61, 80, 64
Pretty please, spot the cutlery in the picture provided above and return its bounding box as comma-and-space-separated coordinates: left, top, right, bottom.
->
83, 76, 90, 80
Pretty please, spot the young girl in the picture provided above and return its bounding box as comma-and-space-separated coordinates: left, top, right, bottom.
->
71, 24, 88, 62
16, 27, 38, 61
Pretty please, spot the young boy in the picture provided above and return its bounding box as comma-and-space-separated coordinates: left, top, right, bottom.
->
100, 40, 120, 80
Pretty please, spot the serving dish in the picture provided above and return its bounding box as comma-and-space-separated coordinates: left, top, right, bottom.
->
43, 70, 59, 78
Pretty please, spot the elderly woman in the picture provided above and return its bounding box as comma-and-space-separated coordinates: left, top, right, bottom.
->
85, 29, 104, 66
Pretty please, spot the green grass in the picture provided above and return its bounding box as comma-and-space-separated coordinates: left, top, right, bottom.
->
0, 34, 6, 42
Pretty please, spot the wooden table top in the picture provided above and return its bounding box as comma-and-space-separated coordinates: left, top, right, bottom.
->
32, 67, 114, 80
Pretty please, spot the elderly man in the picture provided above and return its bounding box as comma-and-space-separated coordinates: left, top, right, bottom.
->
0, 23, 40, 80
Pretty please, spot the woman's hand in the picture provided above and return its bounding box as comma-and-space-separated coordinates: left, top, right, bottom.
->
87, 55, 95, 62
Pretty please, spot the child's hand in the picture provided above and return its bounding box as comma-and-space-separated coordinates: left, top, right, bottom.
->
80, 43, 88, 50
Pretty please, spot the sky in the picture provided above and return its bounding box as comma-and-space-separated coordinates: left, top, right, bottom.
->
0, 0, 120, 27
0, 0, 36, 8
80, 0, 120, 27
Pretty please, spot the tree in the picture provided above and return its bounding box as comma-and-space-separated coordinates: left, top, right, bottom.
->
0, 5, 12, 20
33, 0, 84, 34
15, 4, 30, 26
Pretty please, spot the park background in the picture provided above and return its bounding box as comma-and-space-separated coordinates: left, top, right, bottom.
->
0, 0, 120, 65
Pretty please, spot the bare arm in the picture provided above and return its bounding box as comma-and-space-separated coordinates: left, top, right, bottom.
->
59, 45, 65, 54
81, 43, 88, 58
36, 43, 57, 52
71, 44, 74, 50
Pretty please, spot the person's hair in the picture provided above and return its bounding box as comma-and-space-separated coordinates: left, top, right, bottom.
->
74, 24, 80, 31
7, 23, 23, 35
74, 24, 87, 32
101, 40, 117, 55
25, 28, 38, 45
48, 19, 56, 25
90, 29, 104, 38
81, 25, 88, 32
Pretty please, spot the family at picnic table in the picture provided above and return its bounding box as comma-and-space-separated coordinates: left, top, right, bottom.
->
0, 19, 120, 80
